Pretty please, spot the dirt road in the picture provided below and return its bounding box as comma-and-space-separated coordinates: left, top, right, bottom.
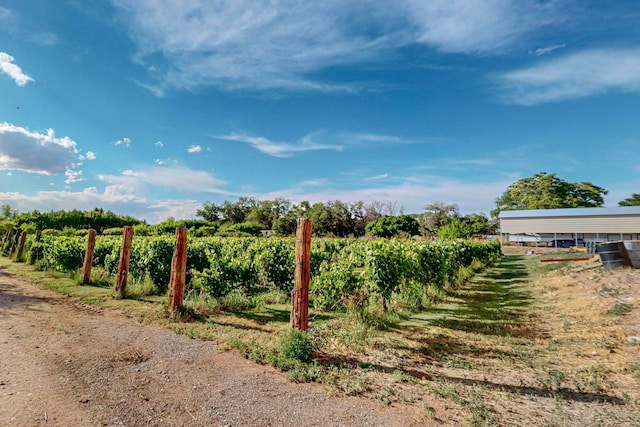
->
0, 265, 418, 426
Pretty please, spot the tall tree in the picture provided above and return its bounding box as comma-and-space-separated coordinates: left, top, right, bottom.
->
420, 202, 459, 235
365, 215, 419, 238
492, 172, 607, 217
618, 193, 640, 206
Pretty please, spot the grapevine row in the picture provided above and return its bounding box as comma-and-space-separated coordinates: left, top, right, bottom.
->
24, 234, 501, 312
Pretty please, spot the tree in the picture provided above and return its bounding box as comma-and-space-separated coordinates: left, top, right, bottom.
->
492, 172, 607, 217
365, 215, 420, 238
1, 204, 17, 220
246, 198, 291, 230
619, 193, 640, 206
420, 202, 459, 235
437, 218, 472, 240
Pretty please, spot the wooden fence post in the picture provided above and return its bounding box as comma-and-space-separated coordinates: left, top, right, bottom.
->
4, 230, 16, 256
82, 229, 97, 284
115, 226, 134, 298
168, 227, 188, 312
9, 230, 20, 258
15, 231, 27, 260
291, 218, 312, 331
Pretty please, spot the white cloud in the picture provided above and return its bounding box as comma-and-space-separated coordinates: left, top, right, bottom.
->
406, 0, 557, 54
85, 151, 96, 160
0, 186, 145, 215
64, 168, 84, 184
114, 137, 132, 147
187, 145, 202, 153
531, 44, 566, 56
346, 133, 411, 145
211, 132, 343, 158
98, 165, 227, 193
113, 1, 560, 93
146, 199, 204, 222
365, 173, 388, 181
0, 123, 79, 174
155, 140, 164, 147
258, 178, 510, 216
499, 48, 640, 105
0, 52, 34, 86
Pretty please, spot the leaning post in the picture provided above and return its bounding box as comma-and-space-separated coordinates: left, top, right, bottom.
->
115, 226, 134, 298
82, 229, 97, 284
290, 218, 312, 331
15, 231, 27, 260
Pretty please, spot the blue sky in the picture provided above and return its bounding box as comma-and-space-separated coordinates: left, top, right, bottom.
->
1, 1, 639, 223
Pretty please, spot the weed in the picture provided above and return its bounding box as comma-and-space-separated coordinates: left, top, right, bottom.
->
279, 329, 313, 363
127, 277, 157, 298
599, 284, 621, 298
219, 289, 257, 312
607, 302, 632, 317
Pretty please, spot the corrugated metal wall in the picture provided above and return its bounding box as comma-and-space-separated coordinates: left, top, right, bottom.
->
500, 214, 640, 234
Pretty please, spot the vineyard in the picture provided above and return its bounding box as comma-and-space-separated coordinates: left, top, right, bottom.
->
4, 230, 501, 315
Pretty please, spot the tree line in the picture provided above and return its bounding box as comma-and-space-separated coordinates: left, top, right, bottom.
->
1, 172, 638, 238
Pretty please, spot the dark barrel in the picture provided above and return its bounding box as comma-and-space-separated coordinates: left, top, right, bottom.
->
623, 240, 640, 269
597, 241, 631, 269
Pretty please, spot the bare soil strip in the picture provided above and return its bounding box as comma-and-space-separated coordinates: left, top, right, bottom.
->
0, 264, 419, 426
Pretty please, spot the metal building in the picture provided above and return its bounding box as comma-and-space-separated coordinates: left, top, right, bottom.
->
499, 206, 640, 247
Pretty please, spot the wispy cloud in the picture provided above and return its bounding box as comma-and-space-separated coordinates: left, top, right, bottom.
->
531, 44, 566, 56
498, 48, 640, 105
258, 178, 510, 215
98, 165, 227, 194
26, 32, 59, 46
407, 0, 559, 54
155, 140, 164, 147
364, 173, 388, 181
0, 186, 146, 217
211, 132, 343, 158
113, 1, 562, 94
0, 52, 34, 86
187, 145, 202, 153
0, 123, 78, 174
345, 133, 412, 145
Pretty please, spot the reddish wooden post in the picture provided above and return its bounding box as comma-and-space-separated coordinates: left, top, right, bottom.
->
291, 218, 312, 330
82, 229, 97, 284
168, 227, 188, 312
15, 231, 27, 260
115, 226, 134, 298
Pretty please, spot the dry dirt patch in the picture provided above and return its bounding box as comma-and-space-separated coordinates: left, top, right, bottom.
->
0, 263, 423, 426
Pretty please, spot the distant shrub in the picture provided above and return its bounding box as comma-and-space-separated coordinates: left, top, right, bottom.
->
102, 227, 124, 236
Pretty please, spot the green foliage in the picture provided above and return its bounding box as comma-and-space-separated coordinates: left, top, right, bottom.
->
618, 193, 640, 206
218, 221, 264, 236
365, 215, 419, 238
493, 172, 607, 217
437, 219, 472, 240
279, 329, 314, 363
12, 207, 141, 233
102, 227, 124, 235
26, 234, 501, 312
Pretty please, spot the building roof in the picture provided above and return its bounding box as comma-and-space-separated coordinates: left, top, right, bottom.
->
499, 206, 640, 219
